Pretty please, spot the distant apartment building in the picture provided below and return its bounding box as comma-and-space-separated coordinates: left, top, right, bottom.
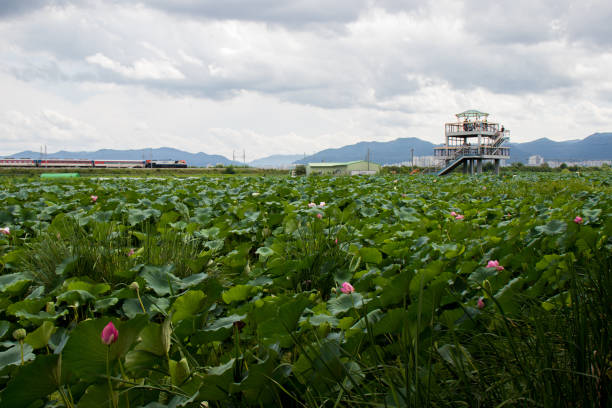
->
390, 156, 440, 167
546, 160, 611, 168
528, 155, 545, 166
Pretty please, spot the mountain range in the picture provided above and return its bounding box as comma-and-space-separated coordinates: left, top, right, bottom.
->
4, 133, 611, 167
294, 133, 612, 165
248, 154, 304, 168
3, 147, 240, 167
508, 133, 612, 163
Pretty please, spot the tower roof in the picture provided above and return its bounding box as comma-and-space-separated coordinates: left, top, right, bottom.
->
456, 110, 489, 120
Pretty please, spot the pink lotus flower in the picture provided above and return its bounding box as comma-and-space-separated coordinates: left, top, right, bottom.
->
341, 282, 354, 294
334, 238, 338, 244
477, 297, 485, 309
455, 214, 464, 220
450, 211, 457, 216
91, 195, 98, 203
574, 216, 583, 224
316, 213, 323, 219
127, 248, 135, 257
0, 227, 9, 235
308, 202, 316, 208
319, 202, 326, 207
486, 260, 504, 271
101, 322, 118, 345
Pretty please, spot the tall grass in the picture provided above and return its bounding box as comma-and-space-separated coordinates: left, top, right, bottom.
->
271, 244, 611, 407
20, 218, 204, 290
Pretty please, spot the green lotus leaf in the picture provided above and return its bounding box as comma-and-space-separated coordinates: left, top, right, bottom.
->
77, 384, 115, 408
0, 354, 59, 408
359, 247, 382, 264
255, 246, 274, 260
94, 297, 119, 312
63, 277, 110, 296
0, 273, 32, 295
0, 321, 10, 339
0, 343, 35, 370
24, 321, 56, 349
56, 290, 96, 307
535, 219, 567, 235
62, 315, 148, 379
222, 285, 257, 304
327, 293, 367, 315
171, 290, 206, 324
140, 264, 182, 296
305, 314, 339, 327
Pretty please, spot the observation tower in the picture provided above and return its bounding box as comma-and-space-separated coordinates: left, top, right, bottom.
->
434, 110, 510, 175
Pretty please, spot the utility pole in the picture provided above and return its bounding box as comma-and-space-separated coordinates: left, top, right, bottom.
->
411, 148, 414, 168
233, 150, 235, 162
243, 149, 246, 165
367, 148, 370, 171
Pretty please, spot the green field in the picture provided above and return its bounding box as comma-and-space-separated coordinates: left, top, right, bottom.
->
0, 173, 610, 407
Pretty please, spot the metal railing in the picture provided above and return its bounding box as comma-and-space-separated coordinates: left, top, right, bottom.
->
434, 140, 510, 159
446, 122, 499, 134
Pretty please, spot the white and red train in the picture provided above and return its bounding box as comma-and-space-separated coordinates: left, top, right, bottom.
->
0, 159, 187, 168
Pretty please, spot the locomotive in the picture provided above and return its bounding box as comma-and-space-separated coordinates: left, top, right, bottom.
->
0, 159, 188, 168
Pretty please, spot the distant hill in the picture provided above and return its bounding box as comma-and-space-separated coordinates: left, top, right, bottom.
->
4, 147, 238, 167
294, 138, 436, 165
249, 154, 303, 168
4, 133, 610, 167
509, 133, 612, 162
294, 133, 611, 165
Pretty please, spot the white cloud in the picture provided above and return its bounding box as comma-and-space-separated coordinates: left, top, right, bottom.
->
85, 52, 185, 80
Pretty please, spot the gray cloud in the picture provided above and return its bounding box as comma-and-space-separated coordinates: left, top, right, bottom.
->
0, 1, 586, 103
0, 0, 610, 158
0, 0, 70, 19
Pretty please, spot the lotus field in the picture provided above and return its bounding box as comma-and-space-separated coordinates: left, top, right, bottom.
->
0, 173, 610, 407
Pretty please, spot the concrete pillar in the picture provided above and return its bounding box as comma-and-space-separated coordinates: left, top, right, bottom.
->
468, 160, 473, 175
495, 159, 500, 175
477, 159, 482, 174
463, 160, 468, 174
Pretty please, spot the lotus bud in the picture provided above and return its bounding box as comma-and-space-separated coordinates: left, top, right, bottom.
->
129, 281, 140, 291
46, 301, 55, 314
161, 318, 172, 356
477, 297, 485, 309
483, 279, 492, 296
13, 328, 27, 341
101, 322, 119, 345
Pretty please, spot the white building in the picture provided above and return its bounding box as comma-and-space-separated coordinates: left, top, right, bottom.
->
528, 155, 544, 166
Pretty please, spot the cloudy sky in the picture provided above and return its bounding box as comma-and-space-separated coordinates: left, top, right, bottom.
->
1, 0, 611, 159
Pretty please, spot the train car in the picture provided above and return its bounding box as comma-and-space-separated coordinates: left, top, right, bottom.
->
0, 158, 37, 167
38, 159, 93, 167
145, 160, 188, 168
93, 160, 146, 168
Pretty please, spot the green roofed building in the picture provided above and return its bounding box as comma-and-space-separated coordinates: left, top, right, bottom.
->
306, 160, 381, 176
